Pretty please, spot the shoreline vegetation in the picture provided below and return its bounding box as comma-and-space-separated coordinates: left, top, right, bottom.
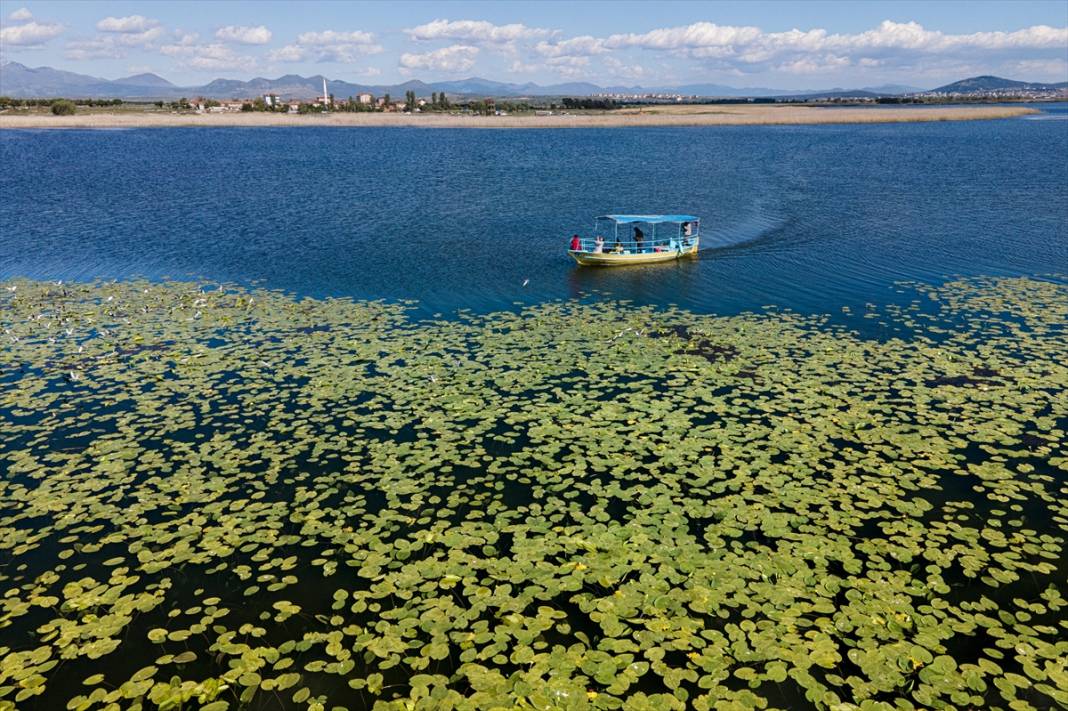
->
0, 103, 1039, 129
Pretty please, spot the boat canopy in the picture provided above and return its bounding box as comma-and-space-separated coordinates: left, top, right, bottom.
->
597, 214, 699, 224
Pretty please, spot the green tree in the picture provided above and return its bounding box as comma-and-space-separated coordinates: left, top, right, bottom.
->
51, 100, 76, 116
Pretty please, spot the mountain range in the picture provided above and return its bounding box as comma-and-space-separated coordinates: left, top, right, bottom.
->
0, 61, 931, 100
2, 61, 1063, 101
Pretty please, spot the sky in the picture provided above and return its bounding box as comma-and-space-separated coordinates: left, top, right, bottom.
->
1, 1, 1066, 89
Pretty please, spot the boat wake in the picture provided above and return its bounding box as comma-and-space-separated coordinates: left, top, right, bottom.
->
700, 211, 787, 252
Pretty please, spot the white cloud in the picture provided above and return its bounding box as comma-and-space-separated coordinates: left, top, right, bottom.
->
8, 7, 32, 22
778, 54, 851, 74
535, 36, 606, 58
268, 44, 306, 62
591, 19, 1068, 77
215, 25, 272, 45
270, 29, 382, 63
400, 44, 479, 73
603, 19, 1068, 61
837, 21, 1067, 52
406, 19, 553, 44
97, 15, 158, 34
510, 60, 539, 73
0, 20, 63, 46
63, 18, 164, 60
544, 55, 591, 78
297, 29, 376, 45
604, 56, 646, 81
65, 37, 125, 60
1003, 57, 1068, 80
606, 22, 762, 52
160, 42, 257, 72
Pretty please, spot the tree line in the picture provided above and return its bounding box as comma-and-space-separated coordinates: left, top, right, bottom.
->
0, 97, 123, 109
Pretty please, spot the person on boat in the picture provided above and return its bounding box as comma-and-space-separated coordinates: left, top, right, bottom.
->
633, 227, 644, 253
593, 235, 605, 254
569, 234, 581, 251
682, 221, 693, 237
612, 240, 624, 254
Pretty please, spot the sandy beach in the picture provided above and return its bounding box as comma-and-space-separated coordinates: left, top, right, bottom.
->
0, 103, 1038, 129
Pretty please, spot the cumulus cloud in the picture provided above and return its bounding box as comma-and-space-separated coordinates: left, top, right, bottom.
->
8, 7, 32, 21
534, 35, 607, 58
62, 17, 164, 60
594, 19, 1068, 76
1004, 57, 1068, 79
0, 19, 63, 46
839, 20, 1067, 52
606, 20, 1067, 59
215, 25, 272, 45
399, 44, 479, 73
270, 29, 382, 63
160, 42, 257, 72
66, 37, 125, 60
606, 22, 762, 51
604, 56, 646, 81
778, 54, 851, 74
509, 60, 539, 74
406, 19, 553, 44
96, 15, 158, 34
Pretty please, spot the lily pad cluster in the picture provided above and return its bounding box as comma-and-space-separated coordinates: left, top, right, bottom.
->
0, 276, 1065, 711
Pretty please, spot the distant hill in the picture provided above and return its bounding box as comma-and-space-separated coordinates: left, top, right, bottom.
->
4, 63, 1063, 102
931, 75, 1068, 93
113, 73, 175, 88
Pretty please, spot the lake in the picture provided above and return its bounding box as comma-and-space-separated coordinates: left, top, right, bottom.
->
0, 107, 1066, 711
2, 103, 1066, 319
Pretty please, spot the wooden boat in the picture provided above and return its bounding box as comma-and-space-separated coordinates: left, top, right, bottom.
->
569, 214, 700, 266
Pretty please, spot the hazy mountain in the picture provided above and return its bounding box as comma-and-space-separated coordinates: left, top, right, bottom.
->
1, 61, 109, 95
931, 75, 1068, 93
1, 61, 188, 98
113, 72, 176, 88
859, 83, 924, 94
2, 63, 1061, 101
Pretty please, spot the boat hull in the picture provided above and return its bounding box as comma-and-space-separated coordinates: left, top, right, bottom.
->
569, 240, 699, 266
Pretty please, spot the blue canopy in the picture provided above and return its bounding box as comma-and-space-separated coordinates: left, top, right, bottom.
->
598, 214, 699, 224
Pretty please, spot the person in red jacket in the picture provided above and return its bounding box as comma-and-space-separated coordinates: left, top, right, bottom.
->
569, 234, 581, 251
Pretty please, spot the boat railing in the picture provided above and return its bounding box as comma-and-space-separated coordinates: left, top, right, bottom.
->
572, 237, 697, 254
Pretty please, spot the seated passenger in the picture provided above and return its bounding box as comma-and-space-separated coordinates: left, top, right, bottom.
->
612, 241, 624, 254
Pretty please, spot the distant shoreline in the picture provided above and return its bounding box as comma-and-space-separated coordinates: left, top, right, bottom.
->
0, 104, 1039, 129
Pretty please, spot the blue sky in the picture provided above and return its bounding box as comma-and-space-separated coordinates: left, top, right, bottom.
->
2, 1, 1066, 88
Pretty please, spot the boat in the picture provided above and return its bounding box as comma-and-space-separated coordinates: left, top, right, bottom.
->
568, 214, 700, 266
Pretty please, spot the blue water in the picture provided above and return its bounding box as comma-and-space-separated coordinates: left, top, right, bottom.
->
2, 103, 1066, 317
